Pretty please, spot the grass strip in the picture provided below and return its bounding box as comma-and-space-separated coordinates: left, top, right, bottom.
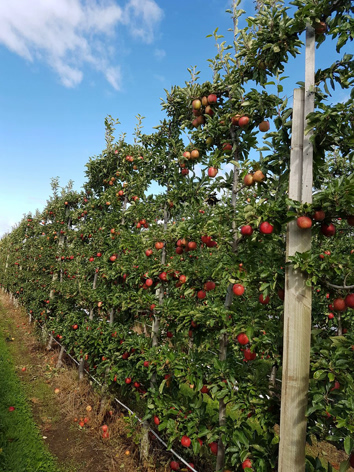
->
0, 327, 60, 472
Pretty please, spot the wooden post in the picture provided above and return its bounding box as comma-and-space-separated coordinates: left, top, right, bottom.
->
279, 25, 315, 472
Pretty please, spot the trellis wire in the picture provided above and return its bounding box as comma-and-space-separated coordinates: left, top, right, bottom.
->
34, 317, 198, 472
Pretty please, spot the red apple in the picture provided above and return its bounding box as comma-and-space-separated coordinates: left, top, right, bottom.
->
253, 170, 265, 182
315, 21, 327, 34
207, 94, 217, 104
328, 313, 334, 319
242, 459, 252, 470
233, 284, 245, 296
146, 278, 153, 287
223, 143, 232, 153
231, 114, 241, 125
145, 249, 153, 257
196, 115, 205, 126
197, 290, 206, 299
259, 294, 270, 305
345, 293, 354, 308
208, 167, 218, 178
244, 348, 257, 361
349, 452, 354, 468
190, 149, 200, 159
237, 333, 249, 345
259, 222, 274, 234
259, 120, 270, 132
333, 298, 346, 311
321, 223, 336, 237
205, 105, 214, 116
313, 210, 325, 221
241, 225, 253, 236
109, 255, 117, 262
205, 281, 216, 291
347, 215, 354, 226
243, 174, 254, 186
181, 435, 191, 447
154, 415, 160, 425
330, 380, 340, 391
297, 216, 312, 229
170, 461, 180, 471
209, 441, 218, 455
238, 116, 250, 127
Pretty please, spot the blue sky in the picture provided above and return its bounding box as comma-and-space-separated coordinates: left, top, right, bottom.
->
0, 0, 350, 236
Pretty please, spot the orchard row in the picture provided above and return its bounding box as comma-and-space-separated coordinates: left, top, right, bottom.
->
1, 1, 354, 471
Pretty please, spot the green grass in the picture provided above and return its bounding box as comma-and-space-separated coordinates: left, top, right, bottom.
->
0, 329, 61, 472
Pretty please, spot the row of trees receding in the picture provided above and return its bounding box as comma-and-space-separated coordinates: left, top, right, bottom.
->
1, 1, 354, 471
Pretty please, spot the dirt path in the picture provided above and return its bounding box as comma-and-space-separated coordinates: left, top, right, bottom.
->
0, 292, 159, 472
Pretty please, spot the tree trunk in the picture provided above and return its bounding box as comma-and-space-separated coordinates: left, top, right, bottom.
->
216, 156, 238, 471
78, 357, 84, 381
337, 313, 342, 336
56, 345, 65, 369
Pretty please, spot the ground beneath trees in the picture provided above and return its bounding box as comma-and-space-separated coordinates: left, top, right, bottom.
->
0, 293, 169, 472
0, 292, 352, 472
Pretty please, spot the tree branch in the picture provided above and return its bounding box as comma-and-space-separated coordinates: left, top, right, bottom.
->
323, 279, 354, 290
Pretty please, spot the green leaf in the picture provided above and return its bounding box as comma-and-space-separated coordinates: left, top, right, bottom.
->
344, 436, 354, 455
339, 460, 349, 472
313, 370, 326, 380
159, 379, 167, 394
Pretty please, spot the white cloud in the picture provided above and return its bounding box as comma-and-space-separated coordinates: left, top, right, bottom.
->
0, 0, 163, 90
123, 0, 164, 44
154, 48, 166, 60
0, 217, 16, 238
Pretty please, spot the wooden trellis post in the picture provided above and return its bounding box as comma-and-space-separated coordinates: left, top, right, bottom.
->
279, 25, 315, 472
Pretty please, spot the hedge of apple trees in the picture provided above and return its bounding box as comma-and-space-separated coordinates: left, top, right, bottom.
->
1, 1, 354, 471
